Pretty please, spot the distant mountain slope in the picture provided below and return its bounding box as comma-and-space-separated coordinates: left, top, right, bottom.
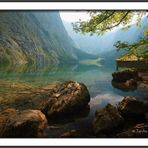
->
0, 11, 94, 66
63, 17, 148, 56
99, 17, 148, 63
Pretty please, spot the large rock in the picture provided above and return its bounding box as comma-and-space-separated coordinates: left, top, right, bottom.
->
0, 108, 47, 138
93, 104, 124, 136
117, 96, 148, 117
0, 108, 17, 137
112, 68, 141, 83
112, 68, 141, 91
42, 81, 90, 119
117, 123, 148, 138
112, 78, 137, 91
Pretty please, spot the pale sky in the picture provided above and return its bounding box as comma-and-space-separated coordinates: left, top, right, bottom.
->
60, 11, 147, 24
60, 11, 90, 23
59, 11, 147, 33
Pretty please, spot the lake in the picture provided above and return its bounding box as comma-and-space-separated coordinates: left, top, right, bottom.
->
0, 62, 147, 137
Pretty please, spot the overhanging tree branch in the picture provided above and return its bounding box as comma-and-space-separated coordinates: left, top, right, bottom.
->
91, 11, 116, 26
102, 11, 130, 31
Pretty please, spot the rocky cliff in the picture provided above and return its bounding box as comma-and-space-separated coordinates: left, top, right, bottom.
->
0, 11, 93, 66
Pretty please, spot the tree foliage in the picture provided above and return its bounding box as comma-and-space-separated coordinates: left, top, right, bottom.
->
72, 11, 147, 35
114, 37, 148, 52
73, 11, 148, 61
114, 28, 148, 61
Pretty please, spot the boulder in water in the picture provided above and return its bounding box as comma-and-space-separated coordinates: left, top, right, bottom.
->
117, 96, 148, 118
0, 108, 47, 138
93, 104, 124, 136
42, 81, 90, 120
112, 68, 142, 91
112, 68, 141, 83
112, 78, 137, 91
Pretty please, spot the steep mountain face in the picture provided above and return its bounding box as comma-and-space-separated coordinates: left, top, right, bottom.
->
0, 11, 92, 66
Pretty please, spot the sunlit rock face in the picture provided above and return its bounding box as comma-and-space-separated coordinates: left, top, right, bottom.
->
41, 81, 90, 120
0, 109, 47, 138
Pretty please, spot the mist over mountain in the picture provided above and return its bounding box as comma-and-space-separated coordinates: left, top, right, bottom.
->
63, 17, 148, 58
0, 11, 95, 66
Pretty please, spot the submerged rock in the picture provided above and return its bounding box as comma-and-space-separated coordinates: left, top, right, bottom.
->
117, 123, 148, 138
93, 104, 124, 136
112, 68, 141, 91
112, 78, 137, 91
0, 108, 47, 138
112, 68, 141, 83
42, 81, 90, 120
117, 96, 148, 118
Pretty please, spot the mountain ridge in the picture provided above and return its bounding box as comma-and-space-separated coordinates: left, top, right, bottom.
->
0, 11, 95, 66
63, 17, 148, 56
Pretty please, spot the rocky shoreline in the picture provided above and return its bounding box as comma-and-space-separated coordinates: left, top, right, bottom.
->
0, 81, 90, 138
0, 69, 147, 138
93, 96, 148, 138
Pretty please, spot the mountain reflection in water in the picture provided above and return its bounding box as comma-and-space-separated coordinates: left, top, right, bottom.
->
0, 62, 147, 106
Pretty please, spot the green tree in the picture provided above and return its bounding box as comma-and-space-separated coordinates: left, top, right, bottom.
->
73, 11, 147, 35
114, 28, 148, 61
114, 37, 148, 52
73, 11, 148, 61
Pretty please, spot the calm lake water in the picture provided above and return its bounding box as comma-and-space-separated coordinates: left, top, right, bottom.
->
0, 62, 147, 137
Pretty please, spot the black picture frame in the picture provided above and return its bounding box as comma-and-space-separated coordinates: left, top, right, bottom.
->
0, 0, 148, 2
0, 2, 147, 148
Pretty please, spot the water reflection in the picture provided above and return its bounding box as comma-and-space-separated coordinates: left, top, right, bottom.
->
0, 62, 148, 137
0, 62, 147, 108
